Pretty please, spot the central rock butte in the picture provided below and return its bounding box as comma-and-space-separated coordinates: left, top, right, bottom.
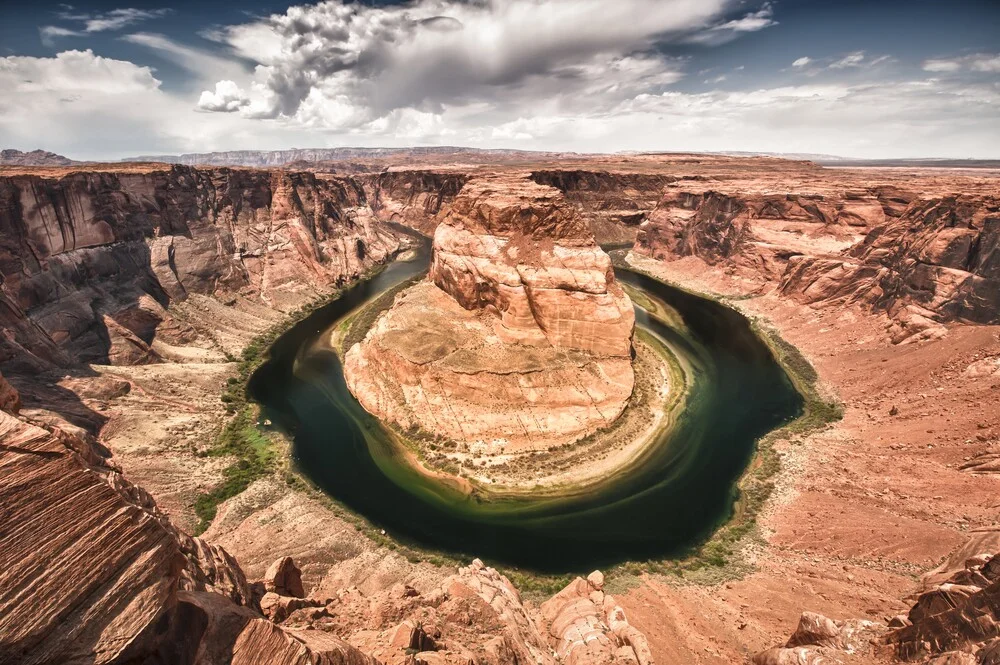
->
344, 175, 636, 451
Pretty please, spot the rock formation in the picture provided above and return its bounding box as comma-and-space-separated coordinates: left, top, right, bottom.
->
539, 571, 652, 665
0, 166, 399, 366
0, 394, 376, 665
362, 170, 468, 235
530, 170, 674, 244
781, 195, 1000, 340
635, 185, 1000, 341
345, 175, 635, 449
0, 149, 75, 166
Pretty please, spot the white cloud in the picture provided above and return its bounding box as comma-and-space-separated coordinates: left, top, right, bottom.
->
830, 51, 866, 69
0, 49, 159, 93
39, 26, 84, 47
684, 2, 777, 45
923, 53, 1000, 73
792, 57, 811, 68
63, 7, 172, 33
0, 50, 321, 160
197, 80, 250, 112
200, 0, 734, 124
122, 33, 247, 83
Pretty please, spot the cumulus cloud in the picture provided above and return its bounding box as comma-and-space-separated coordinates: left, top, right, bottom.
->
199, 0, 738, 125
0, 49, 327, 160
923, 53, 1000, 73
197, 80, 250, 112
792, 56, 811, 67
0, 49, 160, 93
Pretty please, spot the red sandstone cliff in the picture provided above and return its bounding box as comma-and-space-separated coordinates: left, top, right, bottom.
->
0, 166, 399, 366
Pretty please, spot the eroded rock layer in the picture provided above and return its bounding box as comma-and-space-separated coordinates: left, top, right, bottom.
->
0, 166, 398, 366
0, 396, 377, 665
345, 176, 635, 449
781, 195, 1000, 337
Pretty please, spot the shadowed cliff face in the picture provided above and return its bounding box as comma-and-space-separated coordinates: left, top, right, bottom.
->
530, 170, 674, 244
0, 167, 399, 367
361, 170, 469, 236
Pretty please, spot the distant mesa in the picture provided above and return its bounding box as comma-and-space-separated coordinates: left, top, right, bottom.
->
0, 148, 76, 166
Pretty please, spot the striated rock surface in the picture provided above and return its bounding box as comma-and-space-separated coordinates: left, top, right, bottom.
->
781, 196, 1000, 340
0, 400, 378, 665
539, 571, 652, 665
635, 186, 1000, 341
887, 551, 1000, 661
345, 176, 635, 449
530, 170, 674, 244
0, 166, 399, 366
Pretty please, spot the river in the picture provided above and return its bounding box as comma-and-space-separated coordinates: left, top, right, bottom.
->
249, 245, 803, 572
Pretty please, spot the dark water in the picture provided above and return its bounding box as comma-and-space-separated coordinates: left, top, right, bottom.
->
249, 247, 803, 572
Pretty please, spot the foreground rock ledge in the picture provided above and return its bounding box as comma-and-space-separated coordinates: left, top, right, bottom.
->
345, 175, 635, 451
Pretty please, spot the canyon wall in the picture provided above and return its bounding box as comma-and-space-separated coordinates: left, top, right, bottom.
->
781, 195, 1000, 339
0, 166, 399, 367
345, 175, 636, 449
361, 170, 469, 235
531, 170, 674, 244
0, 376, 380, 665
634, 186, 999, 340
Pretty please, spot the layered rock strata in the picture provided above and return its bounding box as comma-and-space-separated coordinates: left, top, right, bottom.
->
0, 396, 375, 665
781, 195, 1000, 339
635, 187, 1000, 341
345, 176, 635, 449
0, 166, 399, 366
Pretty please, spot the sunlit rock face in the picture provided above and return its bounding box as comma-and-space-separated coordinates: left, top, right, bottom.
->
345, 175, 635, 450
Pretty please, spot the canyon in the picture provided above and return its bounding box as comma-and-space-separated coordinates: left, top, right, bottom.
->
1, 153, 999, 665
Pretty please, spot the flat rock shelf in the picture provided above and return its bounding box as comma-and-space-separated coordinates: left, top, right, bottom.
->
249, 245, 804, 572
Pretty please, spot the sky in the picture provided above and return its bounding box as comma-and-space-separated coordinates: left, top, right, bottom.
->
0, 0, 998, 160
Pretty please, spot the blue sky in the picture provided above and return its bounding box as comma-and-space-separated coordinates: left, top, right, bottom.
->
1, 0, 998, 159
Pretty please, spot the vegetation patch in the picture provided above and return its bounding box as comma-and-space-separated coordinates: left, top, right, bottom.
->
192, 264, 392, 535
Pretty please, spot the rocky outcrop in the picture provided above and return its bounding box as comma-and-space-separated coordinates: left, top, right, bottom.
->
265, 556, 307, 598
751, 611, 884, 665
0, 403, 377, 665
887, 551, 1000, 661
0, 166, 399, 366
781, 196, 1000, 341
635, 188, 891, 266
429, 177, 634, 357
637, 191, 755, 264
345, 176, 635, 449
261, 558, 655, 665
539, 571, 652, 665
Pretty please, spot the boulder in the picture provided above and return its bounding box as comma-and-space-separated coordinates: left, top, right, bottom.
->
265, 556, 306, 598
